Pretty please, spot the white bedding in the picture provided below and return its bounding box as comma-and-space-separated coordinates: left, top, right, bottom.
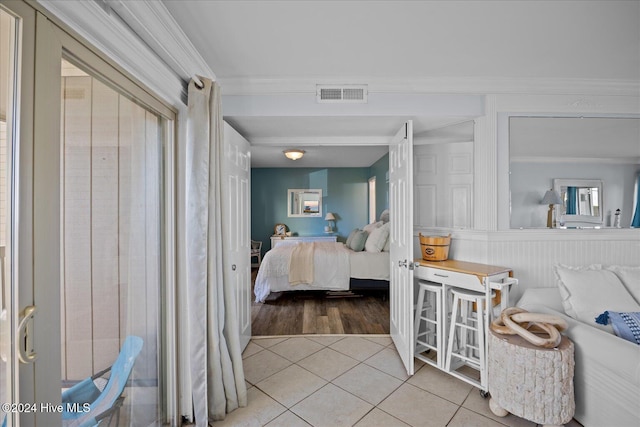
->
350, 250, 390, 280
254, 241, 389, 303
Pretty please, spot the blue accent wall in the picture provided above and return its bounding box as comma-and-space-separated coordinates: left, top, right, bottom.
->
252, 159, 389, 255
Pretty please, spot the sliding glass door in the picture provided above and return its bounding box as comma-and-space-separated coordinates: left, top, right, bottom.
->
0, 5, 19, 426
59, 57, 166, 426
0, 2, 177, 425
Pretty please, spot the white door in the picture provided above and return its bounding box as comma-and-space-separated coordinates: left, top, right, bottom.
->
222, 122, 252, 351
389, 121, 414, 375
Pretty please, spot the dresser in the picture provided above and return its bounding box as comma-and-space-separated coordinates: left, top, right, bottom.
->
270, 234, 337, 249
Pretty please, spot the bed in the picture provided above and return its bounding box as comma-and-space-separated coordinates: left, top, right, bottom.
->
254, 240, 390, 303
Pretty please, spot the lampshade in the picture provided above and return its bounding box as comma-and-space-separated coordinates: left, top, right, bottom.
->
283, 149, 305, 160
541, 189, 562, 205
324, 212, 336, 221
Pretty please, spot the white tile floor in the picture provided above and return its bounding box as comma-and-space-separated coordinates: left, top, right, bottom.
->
212, 335, 583, 427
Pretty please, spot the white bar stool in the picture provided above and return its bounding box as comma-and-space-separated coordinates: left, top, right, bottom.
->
445, 287, 495, 388
414, 280, 443, 367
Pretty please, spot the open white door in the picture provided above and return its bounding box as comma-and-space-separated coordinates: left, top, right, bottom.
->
389, 121, 414, 376
222, 122, 252, 350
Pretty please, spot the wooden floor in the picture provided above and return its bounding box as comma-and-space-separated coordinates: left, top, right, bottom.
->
251, 270, 390, 335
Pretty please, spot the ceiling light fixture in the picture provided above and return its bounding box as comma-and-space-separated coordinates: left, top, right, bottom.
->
284, 149, 305, 160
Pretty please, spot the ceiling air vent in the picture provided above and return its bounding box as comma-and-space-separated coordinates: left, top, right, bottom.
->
317, 85, 368, 103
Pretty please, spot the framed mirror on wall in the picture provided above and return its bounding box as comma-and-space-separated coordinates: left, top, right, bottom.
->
553, 179, 603, 226
507, 116, 640, 229
287, 189, 322, 217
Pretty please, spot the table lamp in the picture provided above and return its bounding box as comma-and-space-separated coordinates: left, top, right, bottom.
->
541, 189, 563, 228
324, 212, 336, 233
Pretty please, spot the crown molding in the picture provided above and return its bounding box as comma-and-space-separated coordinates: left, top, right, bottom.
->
106, 0, 214, 81
36, 0, 185, 106
36, 0, 214, 106
218, 76, 640, 97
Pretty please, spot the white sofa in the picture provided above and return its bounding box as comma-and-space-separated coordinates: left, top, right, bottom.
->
517, 274, 640, 427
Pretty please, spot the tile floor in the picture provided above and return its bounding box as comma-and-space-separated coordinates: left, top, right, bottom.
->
212, 335, 583, 427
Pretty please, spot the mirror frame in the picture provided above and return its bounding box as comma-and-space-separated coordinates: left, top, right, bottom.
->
287, 189, 323, 218
553, 178, 604, 225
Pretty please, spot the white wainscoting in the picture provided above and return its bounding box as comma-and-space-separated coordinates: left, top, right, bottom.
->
414, 228, 640, 304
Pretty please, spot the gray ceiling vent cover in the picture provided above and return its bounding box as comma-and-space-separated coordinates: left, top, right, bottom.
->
317, 85, 368, 103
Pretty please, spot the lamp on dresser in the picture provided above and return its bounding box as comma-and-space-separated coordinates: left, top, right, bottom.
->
541, 189, 563, 228
324, 212, 336, 233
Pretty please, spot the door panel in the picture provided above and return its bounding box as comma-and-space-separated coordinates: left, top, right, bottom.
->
389, 121, 414, 376
414, 141, 473, 228
30, 13, 175, 426
0, 5, 21, 426
222, 122, 251, 350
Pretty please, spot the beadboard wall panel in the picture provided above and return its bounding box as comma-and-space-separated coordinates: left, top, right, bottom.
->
414, 229, 640, 305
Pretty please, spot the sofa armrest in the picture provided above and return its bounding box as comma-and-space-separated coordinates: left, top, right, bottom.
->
517, 300, 640, 384
518, 296, 640, 426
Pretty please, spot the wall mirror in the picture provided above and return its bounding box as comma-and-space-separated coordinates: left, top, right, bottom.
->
508, 116, 640, 229
553, 179, 603, 225
287, 189, 322, 217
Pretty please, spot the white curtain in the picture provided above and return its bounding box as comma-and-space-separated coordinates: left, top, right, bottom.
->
184, 77, 247, 424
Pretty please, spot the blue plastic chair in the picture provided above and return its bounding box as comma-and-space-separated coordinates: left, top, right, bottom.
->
62, 336, 143, 427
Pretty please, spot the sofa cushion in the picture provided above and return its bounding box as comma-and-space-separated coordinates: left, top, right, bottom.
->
554, 264, 640, 331
605, 265, 640, 305
516, 287, 565, 313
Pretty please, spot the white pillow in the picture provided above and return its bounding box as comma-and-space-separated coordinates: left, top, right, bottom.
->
365, 223, 390, 252
379, 209, 390, 223
605, 265, 640, 304
363, 221, 383, 235
554, 264, 640, 331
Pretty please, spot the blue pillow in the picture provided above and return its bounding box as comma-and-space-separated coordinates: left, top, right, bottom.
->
348, 230, 368, 252
345, 228, 359, 248
595, 311, 640, 345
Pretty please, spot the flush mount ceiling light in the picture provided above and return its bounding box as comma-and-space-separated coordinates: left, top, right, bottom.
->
283, 149, 305, 160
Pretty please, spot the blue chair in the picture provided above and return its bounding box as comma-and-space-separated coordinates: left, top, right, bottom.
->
62, 336, 143, 427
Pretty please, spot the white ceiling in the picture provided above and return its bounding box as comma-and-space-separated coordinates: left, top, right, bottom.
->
161, 0, 639, 83
160, 1, 639, 167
